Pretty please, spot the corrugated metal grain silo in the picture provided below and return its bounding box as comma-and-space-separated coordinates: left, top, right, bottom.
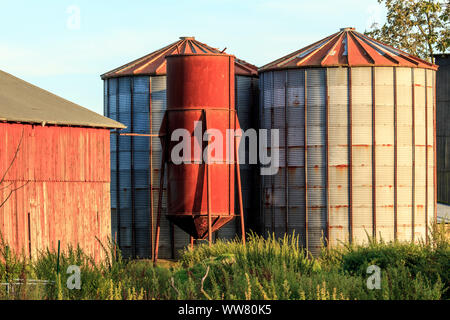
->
259, 28, 438, 255
435, 54, 449, 204
101, 37, 259, 259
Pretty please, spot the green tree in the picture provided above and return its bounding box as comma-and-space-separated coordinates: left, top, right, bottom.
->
365, 0, 450, 62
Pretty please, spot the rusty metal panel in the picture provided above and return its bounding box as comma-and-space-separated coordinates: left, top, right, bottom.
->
350, 67, 373, 244
426, 69, 435, 229
327, 67, 350, 245
396, 68, 414, 241
163, 54, 236, 241
259, 61, 435, 253
287, 69, 306, 244
413, 68, 427, 241
261, 71, 275, 234
374, 67, 395, 241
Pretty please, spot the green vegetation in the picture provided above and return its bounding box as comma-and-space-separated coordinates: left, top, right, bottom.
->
0, 224, 448, 300
365, 0, 449, 61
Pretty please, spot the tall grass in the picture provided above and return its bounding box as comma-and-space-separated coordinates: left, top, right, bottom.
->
0, 226, 448, 300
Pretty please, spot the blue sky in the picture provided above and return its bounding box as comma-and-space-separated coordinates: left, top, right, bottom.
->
0, 0, 386, 115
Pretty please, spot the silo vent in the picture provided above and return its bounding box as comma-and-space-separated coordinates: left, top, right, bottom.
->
179, 36, 195, 40
340, 27, 355, 31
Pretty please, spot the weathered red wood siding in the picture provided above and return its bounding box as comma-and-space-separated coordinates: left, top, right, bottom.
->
0, 123, 111, 261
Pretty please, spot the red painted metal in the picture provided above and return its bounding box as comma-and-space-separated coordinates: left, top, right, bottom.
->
101, 37, 257, 79
159, 53, 240, 240
0, 123, 111, 261
260, 28, 438, 72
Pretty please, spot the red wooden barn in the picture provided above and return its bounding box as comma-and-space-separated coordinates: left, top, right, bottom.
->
0, 70, 125, 260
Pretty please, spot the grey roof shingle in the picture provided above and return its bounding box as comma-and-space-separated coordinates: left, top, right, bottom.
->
0, 70, 125, 129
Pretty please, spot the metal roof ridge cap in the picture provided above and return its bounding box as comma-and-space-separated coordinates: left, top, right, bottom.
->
259, 31, 340, 70
134, 42, 181, 73
100, 40, 180, 78
357, 31, 437, 69
320, 32, 346, 65
354, 32, 401, 65
347, 31, 376, 65
166, 52, 236, 58
295, 32, 343, 66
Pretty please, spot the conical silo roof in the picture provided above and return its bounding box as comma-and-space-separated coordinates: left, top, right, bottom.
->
260, 27, 438, 71
101, 36, 258, 79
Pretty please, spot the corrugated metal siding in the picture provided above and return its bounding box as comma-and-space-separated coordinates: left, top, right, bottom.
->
435, 56, 449, 204
426, 69, 435, 228
260, 66, 436, 253
260, 69, 326, 253
414, 68, 427, 241
219, 76, 259, 241
327, 67, 349, 245
0, 123, 111, 261
374, 67, 395, 241
351, 67, 373, 244
396, 67, 413, 241
306, 68, 327, 255
150, 76, 171, 259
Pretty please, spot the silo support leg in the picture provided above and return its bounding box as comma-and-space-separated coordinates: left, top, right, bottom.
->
207, 156, 212, 247
153, 148, 166, 265
235, 135, 246, 245
204, 110, 213, 247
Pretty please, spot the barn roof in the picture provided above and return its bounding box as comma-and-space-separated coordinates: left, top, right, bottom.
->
0, 70, 125, 129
